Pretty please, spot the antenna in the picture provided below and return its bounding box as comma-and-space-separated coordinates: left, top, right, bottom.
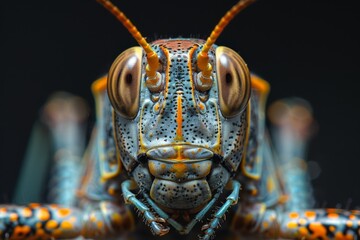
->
96, 0, 159, 78
197, 0, 256, 81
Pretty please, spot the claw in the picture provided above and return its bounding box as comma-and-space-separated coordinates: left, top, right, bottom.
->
201, 224, 210, 231
155, 217, 166, 223
150, 221, 170, 236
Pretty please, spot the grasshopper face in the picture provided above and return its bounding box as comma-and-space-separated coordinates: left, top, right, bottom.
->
108, 38, 250, 219
98, 0, 255, 234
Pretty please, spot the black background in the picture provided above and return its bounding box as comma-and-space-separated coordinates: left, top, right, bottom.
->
1, 0, 359, 208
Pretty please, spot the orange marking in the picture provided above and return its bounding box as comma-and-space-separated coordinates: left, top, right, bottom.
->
161, 163, 166, 170
46, 220, 58, 229
287, 221, 297, 229
250, 188, 258, 196
10, 213, 18, 221
174, 94, 184, 141
349, 214, 356, 220
329, 226, 336, 232
108, 187, 117, 196
244, 213, 254, 223
262, 221, 269, 229
289, 212, 299, 219
154, 103, 160, 112
28, 203, 40, 208
299, 227, 309, 236
112, 213, 122, 225
38, 208, 50, 221
13, 225, 31, 237
60, 221, 73, 230
0, 208, 6, 213
328, 213, 339, 219
335, 232, 354, 240
327, 208, 337, 213
351, 210, 360, 215
198, 102, 205, 111
53, 229, 63, 238
172, 163, 187, 178
35, 228, 47, 237
251, 75, 270, 94
97, 221, 104, 229
305, 211, 316, 219
58, 208, 71, 218
309, 222, 327, 238
278, 194, 289, 204
148, 161, 158, 176
346, 220, 353, 228
91, 75, 107, 94
49, 204, 58, 209
36, 222, 42, 228
22, 208, 32, 218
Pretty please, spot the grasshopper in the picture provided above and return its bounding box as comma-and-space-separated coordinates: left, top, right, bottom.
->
1, 0, 360, 239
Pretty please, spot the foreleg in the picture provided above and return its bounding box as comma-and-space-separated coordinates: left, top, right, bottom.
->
232, 203, 360, 239
121, 179, 170, 236
0, 201, 134, 239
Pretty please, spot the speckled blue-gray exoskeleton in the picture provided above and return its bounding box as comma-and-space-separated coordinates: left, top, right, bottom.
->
2, 0, 360, 240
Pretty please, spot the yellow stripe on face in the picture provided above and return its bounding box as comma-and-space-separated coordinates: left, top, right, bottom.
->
188, 45, 199, 112
174, 94, 184, 141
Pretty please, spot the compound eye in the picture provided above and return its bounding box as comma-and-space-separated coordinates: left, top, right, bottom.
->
108, 47, 143, 119
216, 46, 251, 118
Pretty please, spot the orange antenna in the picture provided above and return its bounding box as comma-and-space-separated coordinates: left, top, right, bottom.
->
96, 0, 159, 78
197, 0, 256, 80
